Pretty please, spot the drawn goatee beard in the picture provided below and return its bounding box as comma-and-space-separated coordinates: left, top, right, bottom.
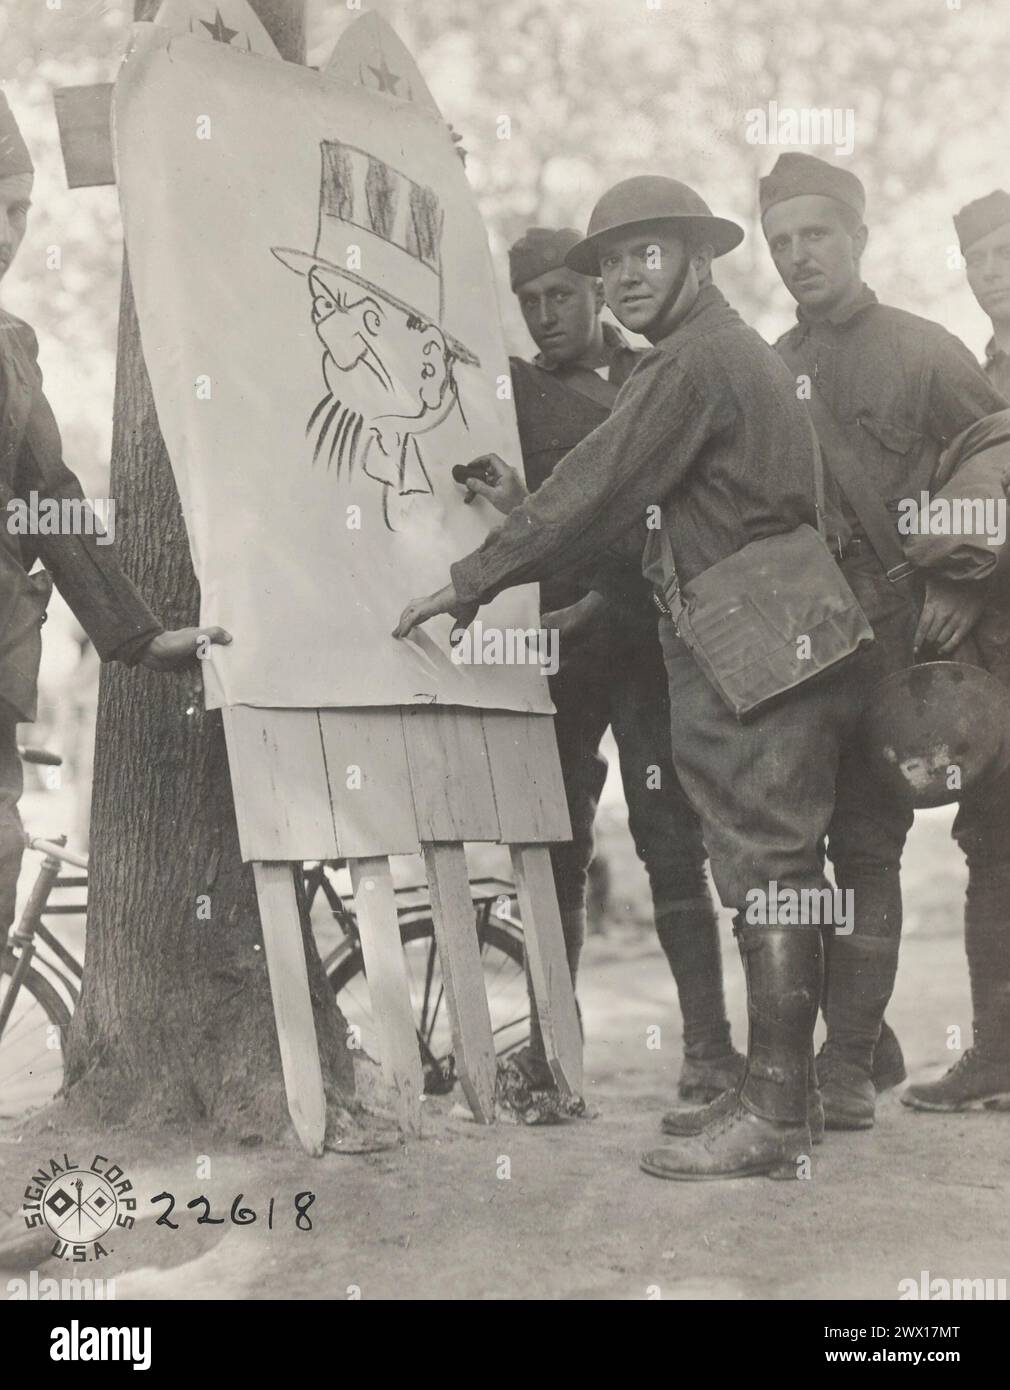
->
306, 392, 365, 478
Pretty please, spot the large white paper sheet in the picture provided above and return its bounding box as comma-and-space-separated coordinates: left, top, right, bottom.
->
113, 28, 553, 713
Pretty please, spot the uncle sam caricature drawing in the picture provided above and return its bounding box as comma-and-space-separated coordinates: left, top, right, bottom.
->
272, 141, 480, 530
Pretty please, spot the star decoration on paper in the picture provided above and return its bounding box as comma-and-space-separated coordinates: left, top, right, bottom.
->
200, 8, 240, 45
367, 51, 402, 95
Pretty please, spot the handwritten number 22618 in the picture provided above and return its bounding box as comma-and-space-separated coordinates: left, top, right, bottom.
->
150, 1191, 315, 1231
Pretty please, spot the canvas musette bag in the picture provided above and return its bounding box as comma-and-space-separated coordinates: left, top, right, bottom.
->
654, 427, 874, 720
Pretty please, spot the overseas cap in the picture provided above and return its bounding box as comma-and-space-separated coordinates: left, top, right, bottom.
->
759, 152, 864, 222
509, 227, 585, 291
565, 176, 744, 275
955, 190, 1010, 254
0, 90, 33, 178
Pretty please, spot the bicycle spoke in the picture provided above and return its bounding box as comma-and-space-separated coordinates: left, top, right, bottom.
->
419, 935, 438, 1044
482, 940, 520, 995
1, 1011, 54, 1050
333, 923, 531, 1080
424, 981, 446, 1051
0, 986, 58, 1036
489, 1016, 528, 1038
416, 1031, 441, 1071
0, 994, 64, 1114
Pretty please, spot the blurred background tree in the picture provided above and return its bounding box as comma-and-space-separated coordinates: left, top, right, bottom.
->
355, 0, 1009, 349
3, 0, 1007, 483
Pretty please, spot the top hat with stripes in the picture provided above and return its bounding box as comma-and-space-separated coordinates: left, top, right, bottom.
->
273, 140, 478, 366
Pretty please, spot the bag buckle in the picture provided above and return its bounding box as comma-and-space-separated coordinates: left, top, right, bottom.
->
886, 560, 915, 583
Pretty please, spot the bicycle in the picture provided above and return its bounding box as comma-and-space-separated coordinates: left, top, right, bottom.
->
305, 863, 531, 1094
1, 769, 533, 1117
0, 747, 88, 1120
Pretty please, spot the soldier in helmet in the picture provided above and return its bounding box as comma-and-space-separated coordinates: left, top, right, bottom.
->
395, 174, 908, 1181
900, 191, 1010, 1112
0, 91, 230, 940
750, 153, 1008, 1133
467, 226, 742, 1104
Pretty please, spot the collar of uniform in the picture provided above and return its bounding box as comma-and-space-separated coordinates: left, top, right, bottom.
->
683, 280, 726, 324
532, 319, 634, 373
795, 281, 878, 329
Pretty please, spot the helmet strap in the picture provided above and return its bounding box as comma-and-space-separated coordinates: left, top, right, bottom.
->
639, 244, 697, 339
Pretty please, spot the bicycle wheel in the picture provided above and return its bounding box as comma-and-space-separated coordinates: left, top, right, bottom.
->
0, 950, 71, 1119
328, 916, 529, 1094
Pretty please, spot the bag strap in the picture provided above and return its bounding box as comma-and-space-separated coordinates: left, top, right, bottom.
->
806, 385, 914, 583
657, 413, 829, 625
808, 418, 827, 542
551, 366, 621, 412
657, 522, 685, 626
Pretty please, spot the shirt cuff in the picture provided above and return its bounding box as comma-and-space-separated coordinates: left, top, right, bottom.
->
450, 552, 487, 607
107, 623, 165, 667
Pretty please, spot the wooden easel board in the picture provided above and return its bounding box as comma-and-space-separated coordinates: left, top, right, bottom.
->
223, 706, 570, 862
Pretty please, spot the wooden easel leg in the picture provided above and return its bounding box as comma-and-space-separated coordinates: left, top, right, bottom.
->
348, 857, 424, 1135
252, 862, 327, 1156
421, 844, 497, 1123
509, 843, 584, 1098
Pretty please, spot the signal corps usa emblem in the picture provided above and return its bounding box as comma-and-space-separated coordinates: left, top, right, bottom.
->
22, 1153, 136, 1262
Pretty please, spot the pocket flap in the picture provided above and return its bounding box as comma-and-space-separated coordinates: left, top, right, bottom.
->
857, 414, 921, 456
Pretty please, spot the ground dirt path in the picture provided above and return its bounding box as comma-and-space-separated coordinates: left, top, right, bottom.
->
2, 806, 1007, 1300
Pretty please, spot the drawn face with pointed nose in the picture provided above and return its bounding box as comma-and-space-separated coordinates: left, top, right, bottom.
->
308, 265, 453, 421
309, 267, 393, 387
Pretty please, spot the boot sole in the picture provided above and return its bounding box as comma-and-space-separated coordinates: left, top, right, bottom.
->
639, 1155, 808, 1182
823, 1113, 874, 1131
901, 1089, 1010, 1114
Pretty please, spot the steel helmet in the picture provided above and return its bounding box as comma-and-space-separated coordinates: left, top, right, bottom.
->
565, 176, 744, 275
859, 662, 1010, 808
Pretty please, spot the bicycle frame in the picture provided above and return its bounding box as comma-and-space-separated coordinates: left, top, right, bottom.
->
0, 836, 88, 1039
306, 860, 521, 963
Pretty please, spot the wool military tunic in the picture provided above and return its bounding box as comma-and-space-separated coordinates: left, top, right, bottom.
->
505, 326, 709, 921
450, 284, 820, 608
0, 309, 162, 680
0, 308, 164, 937
508, 322, 644, 616
984, 337, 1010, 409
774, 285, 1009, 581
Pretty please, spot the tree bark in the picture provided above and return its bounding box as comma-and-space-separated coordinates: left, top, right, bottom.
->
64, 0, 364, 1147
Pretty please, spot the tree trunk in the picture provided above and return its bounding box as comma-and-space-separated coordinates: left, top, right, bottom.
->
65, 0, 364, 1147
